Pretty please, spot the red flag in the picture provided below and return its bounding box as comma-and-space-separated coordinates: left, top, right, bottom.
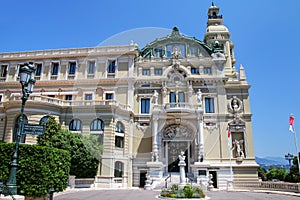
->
227, 127, 231, 148
289, 115, 295, 133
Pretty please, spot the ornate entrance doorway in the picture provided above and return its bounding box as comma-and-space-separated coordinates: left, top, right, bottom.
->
166, 141, 189, 172
162, 124, 195, 173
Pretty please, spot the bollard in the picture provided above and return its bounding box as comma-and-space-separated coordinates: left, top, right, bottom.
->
49, 187, 55, 200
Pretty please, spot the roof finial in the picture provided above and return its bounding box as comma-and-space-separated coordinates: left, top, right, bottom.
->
212, 1, 215, 7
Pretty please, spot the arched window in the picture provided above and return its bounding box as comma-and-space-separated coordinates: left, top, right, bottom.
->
90, 119, 104, 131
13, 115, 28, 143
39, 116, 50, 125
115, 122, 124, 133
114, 161, 123, 178
69, 119, 82, 131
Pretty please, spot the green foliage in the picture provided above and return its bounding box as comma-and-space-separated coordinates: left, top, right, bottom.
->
257, 166, 267, 181
0, 142, 70, 198
160, 184, 205, 199
183, 184, 194, 198
37, 116, 61, 146
285, 156, 300, 183
171, 183, 178, 192
266, 166, 287, 181
37, 118, 103, 178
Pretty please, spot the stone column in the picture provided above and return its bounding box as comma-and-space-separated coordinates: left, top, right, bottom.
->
198, 115, 204, 162
152, 117, 159, 161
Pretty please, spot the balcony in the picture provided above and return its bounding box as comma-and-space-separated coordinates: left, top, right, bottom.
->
154, 103, 199, 114
8, 95, 131, 111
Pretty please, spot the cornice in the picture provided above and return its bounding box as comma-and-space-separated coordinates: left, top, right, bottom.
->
0, 46, 138, 62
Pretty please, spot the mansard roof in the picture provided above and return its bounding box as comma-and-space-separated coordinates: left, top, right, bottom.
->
140, 27, 218, 58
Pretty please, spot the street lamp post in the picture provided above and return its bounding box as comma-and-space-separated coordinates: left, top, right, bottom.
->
285, 153, 294, 167
5, 62, 36, 195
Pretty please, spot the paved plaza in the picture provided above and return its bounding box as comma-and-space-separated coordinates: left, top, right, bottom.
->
54, 189, 300, 200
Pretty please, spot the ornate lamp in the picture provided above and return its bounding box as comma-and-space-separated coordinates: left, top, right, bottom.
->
4, 62, 36, 195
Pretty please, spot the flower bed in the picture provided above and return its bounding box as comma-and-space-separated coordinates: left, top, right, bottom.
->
160, 184, 206, 199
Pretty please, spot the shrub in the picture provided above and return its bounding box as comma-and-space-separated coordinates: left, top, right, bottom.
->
37, 117, 103, 178
160, 184, 206, 199
0, 142, 70, 198
171, 183, 179, 192
183, 184, 194, 198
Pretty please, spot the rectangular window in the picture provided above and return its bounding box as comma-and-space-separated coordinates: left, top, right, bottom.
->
178, 92, 185, 102
65, 95, 72, 100
155, 69, 162, 75
108, 60, 116, 73
142, 69, 150, 76
154, 48, 163, 58
204, 67, 212, 75
35, 63, 42, 76
69, 62, 76, 74
85, 94, 93, 100
115, 136, 124, 148
106, 93, 114, 100
88, 61, 95, 74
205, 97, 215, 113
0, 65, 8, 77
0, 95, 2, 102
169, 92, 176, 103
141, 98, 150, 114
51, 62, 59, 75
191, 67, 199, 74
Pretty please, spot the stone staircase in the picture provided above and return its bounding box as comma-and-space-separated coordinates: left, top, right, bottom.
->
153, 173, 200, 189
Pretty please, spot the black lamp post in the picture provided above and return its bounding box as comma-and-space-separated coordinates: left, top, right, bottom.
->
5, 62, 36, 195
285, 153, 294, 167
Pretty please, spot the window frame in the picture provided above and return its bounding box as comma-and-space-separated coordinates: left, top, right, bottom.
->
68, 61, 77, 75
88, 60, 96, 74
51, 62, 60, 76
140, 98, 150, 114
0, 64, 8, 78
203, 67, 212, 75
85, 93, 93, 101
69, 119, 82, 131
191, 67, 199, 75
115, 121, 125, 133
142, 69, 151, 76
205, 97, 215, 113
108, 60, 116, 73
90, 118, 104, 132
35, 63, 43, 77
154, 68, 163, 75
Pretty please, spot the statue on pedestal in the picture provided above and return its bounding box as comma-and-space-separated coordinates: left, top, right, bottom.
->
178, 151, 186, 188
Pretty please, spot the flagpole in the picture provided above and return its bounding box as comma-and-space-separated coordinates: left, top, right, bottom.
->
229, 146, 233, 181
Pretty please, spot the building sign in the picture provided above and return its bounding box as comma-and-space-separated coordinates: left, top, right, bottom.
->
23, 124, 45, 136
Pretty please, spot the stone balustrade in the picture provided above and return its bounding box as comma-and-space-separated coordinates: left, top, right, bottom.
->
227, 181, 300, 193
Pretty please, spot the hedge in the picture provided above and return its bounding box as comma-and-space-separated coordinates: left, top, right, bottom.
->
0, 142, 71, 198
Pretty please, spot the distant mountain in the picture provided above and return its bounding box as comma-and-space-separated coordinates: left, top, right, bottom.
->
256, 156, 288, 166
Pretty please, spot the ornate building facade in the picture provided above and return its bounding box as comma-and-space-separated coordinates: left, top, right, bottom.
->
0, 4, 258, 189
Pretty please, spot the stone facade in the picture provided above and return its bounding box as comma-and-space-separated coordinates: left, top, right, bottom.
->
0, 4, 258, 189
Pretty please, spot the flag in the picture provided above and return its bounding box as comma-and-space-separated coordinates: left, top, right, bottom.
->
227, 126, 232, 148
289, 115, 295, 133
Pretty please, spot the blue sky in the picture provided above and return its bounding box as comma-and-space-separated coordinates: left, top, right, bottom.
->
1, 0, 300, 159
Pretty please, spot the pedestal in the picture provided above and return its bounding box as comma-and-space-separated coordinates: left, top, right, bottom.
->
146, 162, 164, 189
178, 161, 186, 189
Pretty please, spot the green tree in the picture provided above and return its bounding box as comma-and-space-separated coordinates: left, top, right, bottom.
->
266, 166, 287, 181
0, 142, 70, 198
37, 117, 103, 178
257, 167, 267, 181
285, 156, 300, 183
37, 116, 61, 146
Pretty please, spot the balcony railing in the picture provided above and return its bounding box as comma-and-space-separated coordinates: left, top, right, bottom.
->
9, 95, 130, 110
227, 181, 300, 193
163, 103, 199, 113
